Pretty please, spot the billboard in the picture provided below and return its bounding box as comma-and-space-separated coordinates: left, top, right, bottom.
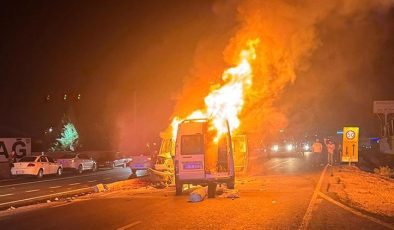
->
373, 100, 394, 114
0, 138, 31, 162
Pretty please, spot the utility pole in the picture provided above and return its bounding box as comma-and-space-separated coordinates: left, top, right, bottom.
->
133, 90, 137, 153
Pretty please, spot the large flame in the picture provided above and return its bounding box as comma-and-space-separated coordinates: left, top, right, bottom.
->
171, 39, 259, 141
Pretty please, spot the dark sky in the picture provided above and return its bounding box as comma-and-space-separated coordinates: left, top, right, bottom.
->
0, 1, 393, 151
0, 0, 218, 151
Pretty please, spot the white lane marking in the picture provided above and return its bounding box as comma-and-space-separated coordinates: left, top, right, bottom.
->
116, 221, 142, 230
87, 180, 97, 183
25, 189, 40, 193
266, 159, 291, 170
0, 187, 92, 207
69, 183, 81, 186
318, 192, 394, 230
0, 194, 14, 197
0, 170, 121, 188
298, 164, 328, 230
49, 186, 62, 189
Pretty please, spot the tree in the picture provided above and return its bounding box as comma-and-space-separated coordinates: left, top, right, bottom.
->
54, 122, 79, 151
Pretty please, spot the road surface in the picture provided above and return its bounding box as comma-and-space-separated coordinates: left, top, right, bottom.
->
0, 167, 135, 209
0, 153, 391, 229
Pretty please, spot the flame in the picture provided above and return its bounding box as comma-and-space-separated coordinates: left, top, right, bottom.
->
170, 39, 259, 141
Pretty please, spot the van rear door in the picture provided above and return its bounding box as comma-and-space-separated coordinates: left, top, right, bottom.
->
178, 134, 205, 180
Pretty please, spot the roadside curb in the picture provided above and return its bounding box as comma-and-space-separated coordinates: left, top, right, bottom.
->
0, 187, 94, 211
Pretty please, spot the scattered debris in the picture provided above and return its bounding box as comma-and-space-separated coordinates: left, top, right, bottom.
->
271, 200, 277, 204
8, 206, 16, 210
46, 200, 51, 203
189, 187, 207, 203
223, 189, 240, 199
54, 198, 59, 201
93, 183, 107, 193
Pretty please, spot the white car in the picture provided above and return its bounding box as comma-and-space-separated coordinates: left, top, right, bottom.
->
11, 156, 63, 178
129, 155, 152, 175
57, 153, 97, 174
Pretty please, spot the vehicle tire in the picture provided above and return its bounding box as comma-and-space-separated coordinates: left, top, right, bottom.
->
208, 183, 217, 198
57, 167, 62, 176
77, 164, 83, 174
37, 169, 44, 179
122, 163, 126, 168
227, 181, 235, 189
111, 162, 115, 169
175, 182, 183, 196
92, 163, 97, 172
132, 169, 137, 175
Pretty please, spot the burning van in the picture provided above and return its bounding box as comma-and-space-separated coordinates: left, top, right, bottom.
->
174, 118, 235, 197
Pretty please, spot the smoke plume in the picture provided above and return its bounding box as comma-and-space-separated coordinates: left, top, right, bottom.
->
171, 0, 394, 143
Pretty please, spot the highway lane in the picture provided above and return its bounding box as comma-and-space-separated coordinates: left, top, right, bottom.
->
0, 155, 390, 229
0, 156, 317, 228
0, 167, 139, 208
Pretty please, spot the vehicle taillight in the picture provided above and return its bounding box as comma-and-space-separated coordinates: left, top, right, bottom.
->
27, 163, 35, 167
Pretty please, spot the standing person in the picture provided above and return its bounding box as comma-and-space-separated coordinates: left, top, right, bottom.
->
311, 139, 323, 167
325, 139, 336, 166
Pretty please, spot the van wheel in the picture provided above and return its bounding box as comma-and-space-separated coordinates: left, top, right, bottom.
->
132, 169, 137, 175
227, 182, 235, 189
57, 168, 62, 176
92, 164, 97, 172
175, 183, 183, 195
208, 183, 217, 198
37, 169, 44, 179
77, 165, 83, 174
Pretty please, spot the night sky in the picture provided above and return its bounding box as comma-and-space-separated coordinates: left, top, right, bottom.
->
1, 1, 393, 152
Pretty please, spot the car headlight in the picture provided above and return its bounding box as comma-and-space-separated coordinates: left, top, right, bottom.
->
286, 144, 293, 151
303, 145, 310, 151
271, 145, 279, 152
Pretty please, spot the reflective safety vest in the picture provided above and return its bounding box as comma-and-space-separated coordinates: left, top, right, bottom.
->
312, 142, 323, 153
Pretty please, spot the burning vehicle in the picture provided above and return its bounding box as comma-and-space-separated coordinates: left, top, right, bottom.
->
174, 118, 235, 198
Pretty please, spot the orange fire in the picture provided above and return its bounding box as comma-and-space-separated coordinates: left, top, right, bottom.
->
171, 39, 259, 141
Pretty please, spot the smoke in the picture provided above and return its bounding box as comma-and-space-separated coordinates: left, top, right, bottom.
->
171, 0, 394, 143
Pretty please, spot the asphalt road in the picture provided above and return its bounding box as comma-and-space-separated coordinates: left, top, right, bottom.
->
0, 167, 136, 209
0, 153, 391, 229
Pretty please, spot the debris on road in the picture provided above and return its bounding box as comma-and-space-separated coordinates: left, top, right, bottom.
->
271, 200, 277, 204
328, 165, 394, 218
93, 183, 107, 193
46, 200, 51, 203
222, 189, 240, 199
189, 187, 207, 203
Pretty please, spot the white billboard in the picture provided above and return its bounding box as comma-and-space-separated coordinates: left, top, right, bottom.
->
0, 138, 31, 162
373, 100, 394, 114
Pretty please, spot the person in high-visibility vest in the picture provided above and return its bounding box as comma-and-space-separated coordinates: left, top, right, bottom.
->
311, 139, 323, 167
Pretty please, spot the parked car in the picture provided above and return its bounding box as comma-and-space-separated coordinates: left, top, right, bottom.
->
11, 155, 62, 178
129, 155, 152, 175
97, 152, 128, 169
57, 153, 97, 174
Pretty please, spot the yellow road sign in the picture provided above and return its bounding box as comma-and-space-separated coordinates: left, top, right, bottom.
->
342, 127, 359, 162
